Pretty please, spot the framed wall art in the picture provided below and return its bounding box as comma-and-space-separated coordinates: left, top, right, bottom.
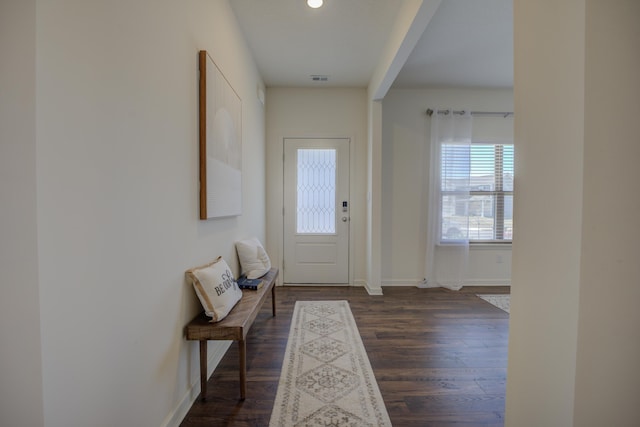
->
199, 50, 242, 219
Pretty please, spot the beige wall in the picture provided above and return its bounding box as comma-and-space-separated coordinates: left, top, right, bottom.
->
382, 88, 514, 286
0, 1, 44, 426
265, 88, 368, 286
574, 1, 640, 425
507, 1, 585, 424
507, 1, 640, 426
1, 1, 266, 426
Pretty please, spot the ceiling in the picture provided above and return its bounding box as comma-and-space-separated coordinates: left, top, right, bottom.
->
230, 0, 513, 90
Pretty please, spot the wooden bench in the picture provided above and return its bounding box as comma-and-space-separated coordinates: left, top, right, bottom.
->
185, 267, 278, 400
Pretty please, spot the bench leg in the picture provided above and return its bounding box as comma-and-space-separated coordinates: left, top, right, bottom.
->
199, 340, 207, 401
271, 285, 276, 316
238, 339, 246, 400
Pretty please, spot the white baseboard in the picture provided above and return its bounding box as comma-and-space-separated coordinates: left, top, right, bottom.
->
355, 279, 384, 295
383, 278, 511, 288
462, 279, 511, 287
365, 284, 384, 295
382, 279, 424, 287
163, 341, 232, 427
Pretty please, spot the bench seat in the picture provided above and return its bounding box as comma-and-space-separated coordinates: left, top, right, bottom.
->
185, 267, 278, 400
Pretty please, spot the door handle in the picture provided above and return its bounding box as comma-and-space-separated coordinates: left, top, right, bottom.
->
342, 217, 348, 222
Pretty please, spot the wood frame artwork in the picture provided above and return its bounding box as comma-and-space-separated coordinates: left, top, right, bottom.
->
199, 50, 242, 219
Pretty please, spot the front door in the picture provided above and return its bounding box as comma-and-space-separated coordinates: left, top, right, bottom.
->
283, 138, 350, 284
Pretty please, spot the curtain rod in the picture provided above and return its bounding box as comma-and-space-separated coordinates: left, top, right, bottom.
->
426, 108, 513, 118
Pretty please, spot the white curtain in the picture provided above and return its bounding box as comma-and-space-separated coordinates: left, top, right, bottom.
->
424, 109, 473, 290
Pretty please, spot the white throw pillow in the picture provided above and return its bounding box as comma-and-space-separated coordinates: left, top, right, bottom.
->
235, 237, 271, 279
186, 256, 243, 322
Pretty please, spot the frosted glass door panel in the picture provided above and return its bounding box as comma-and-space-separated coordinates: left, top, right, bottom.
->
296, 149, 336, 234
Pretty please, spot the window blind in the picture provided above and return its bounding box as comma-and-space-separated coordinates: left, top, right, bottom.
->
441, 143, 514, 242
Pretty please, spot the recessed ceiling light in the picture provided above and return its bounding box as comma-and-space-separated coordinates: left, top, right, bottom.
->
307, 0, 323, 9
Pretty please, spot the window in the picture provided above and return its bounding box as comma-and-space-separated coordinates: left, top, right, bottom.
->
440, 143, 514, 243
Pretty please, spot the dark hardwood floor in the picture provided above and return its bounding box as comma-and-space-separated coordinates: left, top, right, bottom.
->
180, 285, 510, 427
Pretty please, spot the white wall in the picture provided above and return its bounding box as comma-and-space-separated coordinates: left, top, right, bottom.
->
381, 88, 513, 286
0, 1, 265, 426
574, 2, 640, 424
0, 1, 44, 426
265, 88, 368, 286
506, 3, 585, 424
506, 1, 640, 426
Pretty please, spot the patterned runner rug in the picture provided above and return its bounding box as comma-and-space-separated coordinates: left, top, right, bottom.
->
269, 300, 391, 427
477, 294, 511, 313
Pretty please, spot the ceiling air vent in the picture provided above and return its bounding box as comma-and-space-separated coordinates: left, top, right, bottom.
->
311, 75, 329, 82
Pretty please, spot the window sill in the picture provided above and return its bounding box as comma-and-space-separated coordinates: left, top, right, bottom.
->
470, 242, 512, 250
